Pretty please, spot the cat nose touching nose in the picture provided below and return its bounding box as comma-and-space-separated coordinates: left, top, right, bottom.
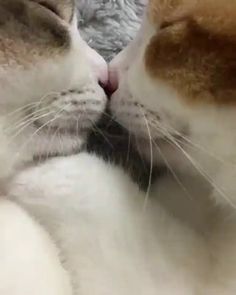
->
82, 39, 123, 96
82, 36, 121, 95
84, 43, 108, 88
107, 63, 119, 95
107, 50, 129, 95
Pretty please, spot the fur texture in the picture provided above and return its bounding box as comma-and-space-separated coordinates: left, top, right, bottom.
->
0, 1, 107, 293
110, 0, 236, 292
0, 198, 72, 295
0, 0, 107, 179
77, 0, 152, 189
3, 0, 236, 294
9, 153, 209, 295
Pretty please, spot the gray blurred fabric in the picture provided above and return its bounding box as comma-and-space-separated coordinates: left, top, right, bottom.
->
77, 0, 145, 61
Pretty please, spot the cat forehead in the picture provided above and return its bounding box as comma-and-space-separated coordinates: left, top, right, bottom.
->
0, 0, 75, 67
33, 0, 75, 23
148, 0, 236, 36
145, 0, 236, 105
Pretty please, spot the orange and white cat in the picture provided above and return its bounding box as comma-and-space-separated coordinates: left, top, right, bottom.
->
0, 0, 108, 294
110, 0, 236, 293
4, 0, 236, 294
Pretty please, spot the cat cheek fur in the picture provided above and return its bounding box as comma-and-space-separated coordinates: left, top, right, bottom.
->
0, 0, 107, 171
0, 198, 72, 295
110, 0, 236, 208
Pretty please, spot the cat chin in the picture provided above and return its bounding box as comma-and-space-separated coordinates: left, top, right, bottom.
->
4, 124, 88, 169
32, 130, 87, 159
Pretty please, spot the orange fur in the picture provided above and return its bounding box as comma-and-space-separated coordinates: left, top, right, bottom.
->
146, 0, 236, 105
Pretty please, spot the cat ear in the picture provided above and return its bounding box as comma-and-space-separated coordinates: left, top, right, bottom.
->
32, 0, 75, 23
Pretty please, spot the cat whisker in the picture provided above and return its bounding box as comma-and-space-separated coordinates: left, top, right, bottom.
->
101, 111, 114, 120
137, 106, 154, 209
4, 102, 41, 119
12, 107, 65, 163
76, 117, 80, 138
7, 109, 58, 144
144, 119, 236, 208
57, 126, 64, 158
126, 131, 131, 166
152, 139, 193, 200
90, 120, 114, 149
134, 134, 147, 169
103, 111, 128, 130
6, 105, 52, 133
173, 147, 234, 208
44, 123, 60, 162
165, 133, 236, 210
4, 90, 61, 121
149, 117, 235, 168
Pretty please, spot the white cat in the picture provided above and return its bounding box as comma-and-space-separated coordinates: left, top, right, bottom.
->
4, 0, 236, 294
0, 0, 108, 294
10, 152, 210, 295
0, 0, 107, 179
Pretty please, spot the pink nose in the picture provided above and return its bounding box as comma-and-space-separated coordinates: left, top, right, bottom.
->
108, 50, 128, 95
107, 65, 119, 95
84, 44, 108, 87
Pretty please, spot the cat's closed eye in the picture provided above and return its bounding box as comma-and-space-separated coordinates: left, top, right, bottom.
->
32, 0, 74, 24
36, 1, 60, 17
159, 15, 190, 30
160, 21, 173, 30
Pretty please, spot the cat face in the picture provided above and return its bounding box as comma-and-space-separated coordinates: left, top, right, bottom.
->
110, 0, 236, 171
0, 0, 107, 159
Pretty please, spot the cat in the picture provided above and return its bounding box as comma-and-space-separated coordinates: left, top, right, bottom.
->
109, 0, 236, 293
5, 0, 236, 294
0, 0, 110, 294
0, 0, 108, 180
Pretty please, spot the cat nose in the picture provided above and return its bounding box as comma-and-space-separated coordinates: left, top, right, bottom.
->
108, 50, 129, 95
107, 65, 119, 95
84, 44, 108, 87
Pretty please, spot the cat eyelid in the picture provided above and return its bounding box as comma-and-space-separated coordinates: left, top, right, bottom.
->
159, 8, 193, 31
160, 21, 174, 30
36, 1, 61, 18
160, 14, 191, 31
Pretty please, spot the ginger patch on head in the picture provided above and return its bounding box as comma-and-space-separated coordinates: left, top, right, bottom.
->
145, 0, 236, 105
148, 0, 194, 27
0, 0, 73, 67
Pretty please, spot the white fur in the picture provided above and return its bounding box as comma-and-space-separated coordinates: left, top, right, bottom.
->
109, 9, 236, 294
0, 12, 107, 171
0, 8, 107, 295
9, 153, 208, 295
0, 198, 72, 295
3, 3, 236, 295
